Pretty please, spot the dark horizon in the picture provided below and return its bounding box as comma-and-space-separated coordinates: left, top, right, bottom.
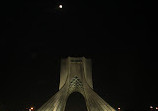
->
1, 0, 157, 111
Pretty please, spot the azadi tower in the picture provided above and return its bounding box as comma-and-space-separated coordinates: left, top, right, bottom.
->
37, 57, 116, 111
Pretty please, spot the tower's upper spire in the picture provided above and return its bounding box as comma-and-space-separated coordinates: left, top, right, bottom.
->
59, 57, 93, 90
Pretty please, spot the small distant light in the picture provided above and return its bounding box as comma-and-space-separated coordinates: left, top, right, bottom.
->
31, 107, 34, 110
118, 107, 121, 110
156, 107, 158, 110
59, 5, 62, 8
150, 106, 153, 109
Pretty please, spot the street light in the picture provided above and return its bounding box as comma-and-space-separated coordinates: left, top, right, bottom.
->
150, 106, 153, 111
150, 106, 153, 109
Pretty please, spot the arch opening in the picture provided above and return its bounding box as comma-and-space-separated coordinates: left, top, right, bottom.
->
64, 92, 88, 111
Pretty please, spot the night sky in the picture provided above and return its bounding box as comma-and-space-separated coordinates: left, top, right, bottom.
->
1, 0, 157, 111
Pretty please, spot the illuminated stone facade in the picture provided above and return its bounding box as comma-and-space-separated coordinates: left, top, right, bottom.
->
37, 57, 116, 111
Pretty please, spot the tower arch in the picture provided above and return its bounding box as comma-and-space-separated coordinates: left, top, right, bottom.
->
65, 92, 88, 111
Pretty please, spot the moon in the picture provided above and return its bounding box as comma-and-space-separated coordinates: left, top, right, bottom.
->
59, 5, 62, 8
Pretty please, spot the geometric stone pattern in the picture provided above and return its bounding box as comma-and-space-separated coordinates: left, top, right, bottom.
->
37, 57, 116, 111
